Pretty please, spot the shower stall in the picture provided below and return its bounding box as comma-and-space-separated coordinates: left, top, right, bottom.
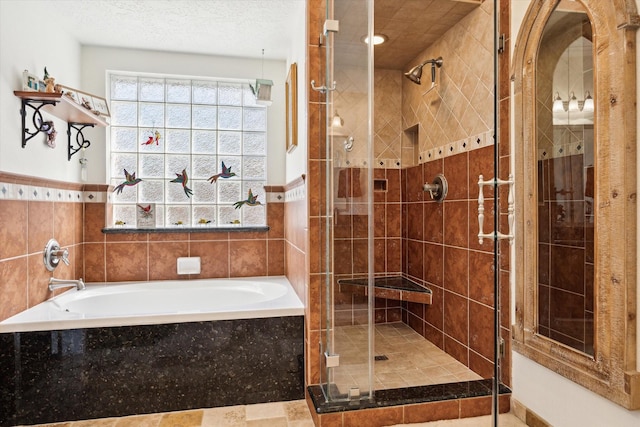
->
307, 0, 509, 424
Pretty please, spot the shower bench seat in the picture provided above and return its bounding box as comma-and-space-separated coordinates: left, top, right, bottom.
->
337, 276, 432, 305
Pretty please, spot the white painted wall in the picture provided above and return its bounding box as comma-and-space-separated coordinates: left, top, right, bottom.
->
81, 46, 287, 185
285, 0, 308, 184
0, 1, 82, 181
510, 1, 640, 426
0, 0, 297, 186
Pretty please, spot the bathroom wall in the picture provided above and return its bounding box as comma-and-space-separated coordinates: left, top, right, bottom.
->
0, 173, 84, 321
0, 2, 83, 182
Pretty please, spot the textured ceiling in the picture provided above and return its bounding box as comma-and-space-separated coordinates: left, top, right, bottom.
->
28, 0, 480, 67
335, 0, 481, 70
373, 0, 481, 69
32, 0, 304, 60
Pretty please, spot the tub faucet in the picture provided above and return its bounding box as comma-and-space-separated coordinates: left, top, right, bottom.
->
49, 277, 85, 291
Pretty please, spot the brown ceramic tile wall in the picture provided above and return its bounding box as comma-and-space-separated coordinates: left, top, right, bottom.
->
332, 167, 403, 327
83, 197, 285, 284
537, 155, 594, 354
400, 146, 497, 378
0, 173, 84, 322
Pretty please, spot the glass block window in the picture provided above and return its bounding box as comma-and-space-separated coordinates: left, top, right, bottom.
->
108, 73, 267, 227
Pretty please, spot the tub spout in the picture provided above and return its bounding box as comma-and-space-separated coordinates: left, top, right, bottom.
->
49, 277, 85, 291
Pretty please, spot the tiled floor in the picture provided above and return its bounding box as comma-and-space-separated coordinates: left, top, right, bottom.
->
332, 322, 482, 393
25, 401, 528, 427
392, 413, 527, 426
25, 400, 314, 427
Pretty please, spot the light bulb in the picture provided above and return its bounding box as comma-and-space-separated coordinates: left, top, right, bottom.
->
568, 92, 579, 112
552, 92, 565, 113
583, 91, 594, 112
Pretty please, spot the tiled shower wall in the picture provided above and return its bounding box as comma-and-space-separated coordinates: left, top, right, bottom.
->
0, 172, 286, 323
401, 146, 497, 379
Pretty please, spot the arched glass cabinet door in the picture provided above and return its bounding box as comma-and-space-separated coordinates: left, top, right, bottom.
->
535, 1, 595, 357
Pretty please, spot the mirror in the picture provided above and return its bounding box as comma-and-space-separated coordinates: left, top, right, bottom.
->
535, 0, 594, 356
513, 0, 640, 409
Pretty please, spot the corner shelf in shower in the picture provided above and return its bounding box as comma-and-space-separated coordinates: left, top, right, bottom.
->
338, 276, 432, 305
14, 91, 108, 160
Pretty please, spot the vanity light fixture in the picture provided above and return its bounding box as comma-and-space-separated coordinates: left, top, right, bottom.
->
552, 90, 594, 112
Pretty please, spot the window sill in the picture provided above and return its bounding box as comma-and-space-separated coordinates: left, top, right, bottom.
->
102, 225, 270, 234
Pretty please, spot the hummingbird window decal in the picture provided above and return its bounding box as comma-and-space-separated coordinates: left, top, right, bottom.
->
233, 189, 261, 209
208, 161, 237, 183
113, 169, 142, 194
170, 168, 193, 198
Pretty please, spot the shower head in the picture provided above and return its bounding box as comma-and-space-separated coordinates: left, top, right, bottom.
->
404, 57, 443, 85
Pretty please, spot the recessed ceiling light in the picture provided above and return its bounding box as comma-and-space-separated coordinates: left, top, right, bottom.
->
362, 34, 388, 45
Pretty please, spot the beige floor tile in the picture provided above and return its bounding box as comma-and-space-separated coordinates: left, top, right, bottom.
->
27, 423, 72, 427
158, 410, 203, 427
245, 417, 287, 427
244, 402, 285, 421
391, 413, 527, 426
283, 401, 313, 422
68, 419, 117, 427
201, 405, 246, 427
114, 413, 162, 427
287, 420, 315, 427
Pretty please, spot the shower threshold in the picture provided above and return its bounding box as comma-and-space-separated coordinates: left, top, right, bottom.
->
338, 276, 432, 304
307, 379, 511, 415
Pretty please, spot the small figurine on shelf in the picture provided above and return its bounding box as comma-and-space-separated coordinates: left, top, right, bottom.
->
39, 119, 57, 148
43, 67, 56, 93
80, 96, 92, 110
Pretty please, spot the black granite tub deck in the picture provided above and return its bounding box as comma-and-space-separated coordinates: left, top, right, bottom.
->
308, 379, 511, 414
0, 316, 304, 426
338, 276, 432, 304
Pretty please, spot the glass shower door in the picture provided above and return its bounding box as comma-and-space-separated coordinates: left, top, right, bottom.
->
320, 0, 375, 402
318, 2, 507, 424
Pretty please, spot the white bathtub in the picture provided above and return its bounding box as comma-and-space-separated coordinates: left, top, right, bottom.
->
0, 276, 304, 333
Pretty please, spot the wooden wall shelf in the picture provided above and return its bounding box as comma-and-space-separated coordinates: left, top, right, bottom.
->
14, 91, 108, 160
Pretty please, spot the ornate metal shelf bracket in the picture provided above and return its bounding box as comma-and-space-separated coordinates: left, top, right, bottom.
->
68, 122, 95, 160
19, 98, 59, 148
